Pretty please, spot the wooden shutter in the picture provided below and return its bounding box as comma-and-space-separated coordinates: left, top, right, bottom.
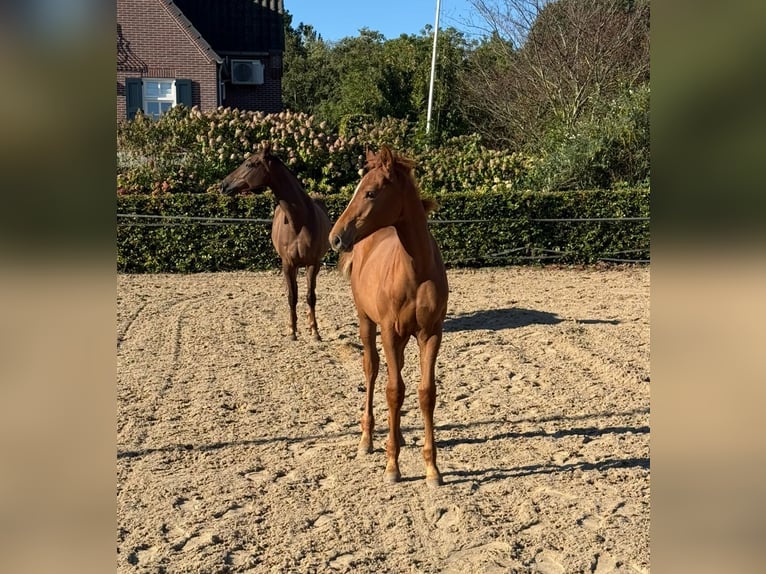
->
125, 78, 142, 119
176, 79, 192, 108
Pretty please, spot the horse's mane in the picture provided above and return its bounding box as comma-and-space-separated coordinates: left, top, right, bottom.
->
255, 141, 321, 206
365, 153, 416, 172
339, 250, 353, 279
339, 148, 439, 280
422, 198, 438, 214
366, 147, 439, 216
365, 148, 416, 175
309, 193, 330, 216
366, 147, 427, 199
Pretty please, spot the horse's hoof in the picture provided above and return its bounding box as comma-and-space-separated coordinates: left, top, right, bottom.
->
313, 332, 322, 342
383, 471, 401, 484
358, 444, 373, 455
288, 332, 297, 341
425, 475, 444, 488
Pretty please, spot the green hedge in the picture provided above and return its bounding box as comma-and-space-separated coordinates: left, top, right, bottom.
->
117, 189, 649, 272
431, 188, 649, 265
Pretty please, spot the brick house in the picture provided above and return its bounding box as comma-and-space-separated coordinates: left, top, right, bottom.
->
117, 0, 284, 120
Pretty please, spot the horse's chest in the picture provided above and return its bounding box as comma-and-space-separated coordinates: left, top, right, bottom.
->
353, 280, 416, 330
272, 223, 315, 262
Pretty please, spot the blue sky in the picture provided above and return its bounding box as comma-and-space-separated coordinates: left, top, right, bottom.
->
285, 0, 481, 42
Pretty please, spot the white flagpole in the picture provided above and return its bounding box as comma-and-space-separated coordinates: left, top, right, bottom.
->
426, 0, 442, 135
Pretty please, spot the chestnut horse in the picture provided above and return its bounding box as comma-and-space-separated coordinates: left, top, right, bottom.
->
329, 146, 449, 487
221, 142, 331, 340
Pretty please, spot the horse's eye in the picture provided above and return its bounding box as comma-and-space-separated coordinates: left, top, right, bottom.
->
365, 190, 376, 199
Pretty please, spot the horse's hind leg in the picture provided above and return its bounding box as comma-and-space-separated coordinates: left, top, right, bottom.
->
358, 314, 378, 454
417, 330, 443, 487
305, 264, 321, 341
282, 263, 298, 340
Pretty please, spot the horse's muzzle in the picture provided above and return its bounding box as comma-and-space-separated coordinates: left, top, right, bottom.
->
330, 229, 356, 252
329, 234, 345, 252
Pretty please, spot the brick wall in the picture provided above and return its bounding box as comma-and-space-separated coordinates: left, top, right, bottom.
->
223, 69, 283, 113
117, 0, 218, 120
117, 0, 283, 120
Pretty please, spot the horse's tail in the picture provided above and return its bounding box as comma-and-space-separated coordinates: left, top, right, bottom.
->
339, 250, 353, 279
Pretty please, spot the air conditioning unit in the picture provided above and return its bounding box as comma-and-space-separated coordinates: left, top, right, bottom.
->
230, 59, 264, 85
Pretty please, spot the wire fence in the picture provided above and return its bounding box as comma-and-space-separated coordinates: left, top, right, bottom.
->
117, 213, 650, 265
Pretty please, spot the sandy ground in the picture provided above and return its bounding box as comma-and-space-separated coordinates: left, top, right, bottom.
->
117, 265, 650, 573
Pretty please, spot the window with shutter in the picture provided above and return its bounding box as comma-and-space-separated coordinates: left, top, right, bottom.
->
125, 78, 143, 120
142, 79, 175, 119
176, 79, 192, 108
124, 79, 193, 120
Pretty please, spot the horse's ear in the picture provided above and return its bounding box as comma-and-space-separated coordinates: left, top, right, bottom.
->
365, 148, 376, 165
378, 146, 393, 166
262, 141, 272, 155
378, 146, 394, 175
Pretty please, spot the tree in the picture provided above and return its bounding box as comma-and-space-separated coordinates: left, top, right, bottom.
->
459, 31, 517, 146
281, 13, 471, 139
423, 26, 473, 139
281, 14, 334, 113
314, 29, 389, 126
461, 0, 650, 148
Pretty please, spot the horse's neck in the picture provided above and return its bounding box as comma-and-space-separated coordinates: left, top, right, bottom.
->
393, 198, 437, 276
269, 162, 312, 223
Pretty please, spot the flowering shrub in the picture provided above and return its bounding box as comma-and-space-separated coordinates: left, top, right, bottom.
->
117, 106, 536, 196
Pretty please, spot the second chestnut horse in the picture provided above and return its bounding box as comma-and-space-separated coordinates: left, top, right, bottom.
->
221, 142, 331, 340
329, 146, 449, 487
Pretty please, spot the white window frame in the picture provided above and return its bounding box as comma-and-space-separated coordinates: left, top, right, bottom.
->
142, 79, 177, 119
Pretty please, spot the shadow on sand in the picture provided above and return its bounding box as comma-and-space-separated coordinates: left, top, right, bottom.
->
443, 307, 562, 332
443, 307, 621, 332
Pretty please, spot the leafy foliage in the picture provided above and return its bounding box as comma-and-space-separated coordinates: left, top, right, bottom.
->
117, 99, 649, 199
526, 83, 650, 190
117, 193, 278, 272
460, 0, 649, 151
282, 17, 471, 139
116, 3, 652, 272
118, 189, 649, 272
117, 106, 540, 197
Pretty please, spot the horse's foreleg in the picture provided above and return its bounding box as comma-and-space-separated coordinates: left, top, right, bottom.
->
305, 264, 321, 341
417, 330, 443, 487
282, 263, 298, 340
381, 328, 407, 484
358, 315, 378, 454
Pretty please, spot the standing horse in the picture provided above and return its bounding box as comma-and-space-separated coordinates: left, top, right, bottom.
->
329, 146, 449, 487
221, 142, 331, 341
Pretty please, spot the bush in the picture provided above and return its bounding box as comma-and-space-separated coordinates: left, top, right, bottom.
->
117, 107, 542, 197
118, 189, 649, 272
117, 107, 649, 272
118, 107, 367, 196
430, 188, 649, 266
117, 193, 277, 272
527, 84, 650, 191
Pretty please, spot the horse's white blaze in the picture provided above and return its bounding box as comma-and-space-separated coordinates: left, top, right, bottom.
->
349, 180, 363, 203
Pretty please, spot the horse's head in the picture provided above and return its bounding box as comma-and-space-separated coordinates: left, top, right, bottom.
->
220, 142, 274, 195
329, 146, 417, 252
